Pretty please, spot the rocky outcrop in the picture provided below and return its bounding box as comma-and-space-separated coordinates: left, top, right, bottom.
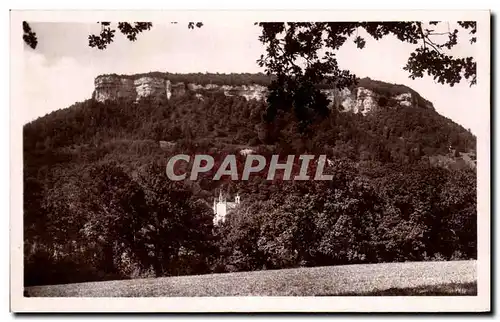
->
353, 87, 378, 115
93, 74, 433, 115
187, 83, 267, 101
393, 93, 412, 107
94, 75, 172, 103
93, 76, 136, 102
134, 77, 171, 101
321, 86, 433, 116
93, 75, 270, 104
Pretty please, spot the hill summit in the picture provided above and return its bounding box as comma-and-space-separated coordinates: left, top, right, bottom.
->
92, 72, 434, 116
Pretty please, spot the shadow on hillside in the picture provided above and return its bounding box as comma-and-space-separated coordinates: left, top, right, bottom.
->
323, 282, 477, 296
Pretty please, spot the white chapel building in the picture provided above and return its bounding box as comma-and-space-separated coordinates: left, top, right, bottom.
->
213, 191, 240, 225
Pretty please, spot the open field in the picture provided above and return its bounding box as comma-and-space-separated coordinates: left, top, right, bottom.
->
25, 260, 476, 297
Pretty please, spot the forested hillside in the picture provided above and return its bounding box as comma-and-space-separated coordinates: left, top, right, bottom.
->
23, 74, 477, 286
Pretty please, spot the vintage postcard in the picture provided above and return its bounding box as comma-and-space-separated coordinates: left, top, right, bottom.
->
10, 10, 491, 313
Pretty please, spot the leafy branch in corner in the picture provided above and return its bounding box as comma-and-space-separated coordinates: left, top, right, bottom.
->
23, 21, 38, 49
256, 21, 477, 126
22, 21, 204, 50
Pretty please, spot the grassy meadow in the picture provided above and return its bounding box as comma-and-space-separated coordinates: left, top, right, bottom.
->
25, 260, 476, 297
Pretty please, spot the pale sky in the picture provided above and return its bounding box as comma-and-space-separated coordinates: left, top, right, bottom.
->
23, 22, 480, 134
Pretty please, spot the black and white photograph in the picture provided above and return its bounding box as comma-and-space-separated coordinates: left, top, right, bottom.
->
9, 10, 491, 313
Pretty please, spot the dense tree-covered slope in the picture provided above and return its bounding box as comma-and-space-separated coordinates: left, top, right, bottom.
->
23, 74, 476, 286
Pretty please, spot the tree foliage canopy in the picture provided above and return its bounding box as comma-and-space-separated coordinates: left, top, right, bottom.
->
254, 22, 476, 124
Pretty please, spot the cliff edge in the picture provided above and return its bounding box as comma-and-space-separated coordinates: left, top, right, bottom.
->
92, 73, 434, 116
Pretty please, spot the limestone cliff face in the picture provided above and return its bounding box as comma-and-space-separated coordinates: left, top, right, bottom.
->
134, 77, 171, 100
93, 74, 433, 114
93, 76, 136, 102
321, 86, 433, 115
186, 83, 268, 101
94, 75, 268, 103
94, 75, 171, 102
